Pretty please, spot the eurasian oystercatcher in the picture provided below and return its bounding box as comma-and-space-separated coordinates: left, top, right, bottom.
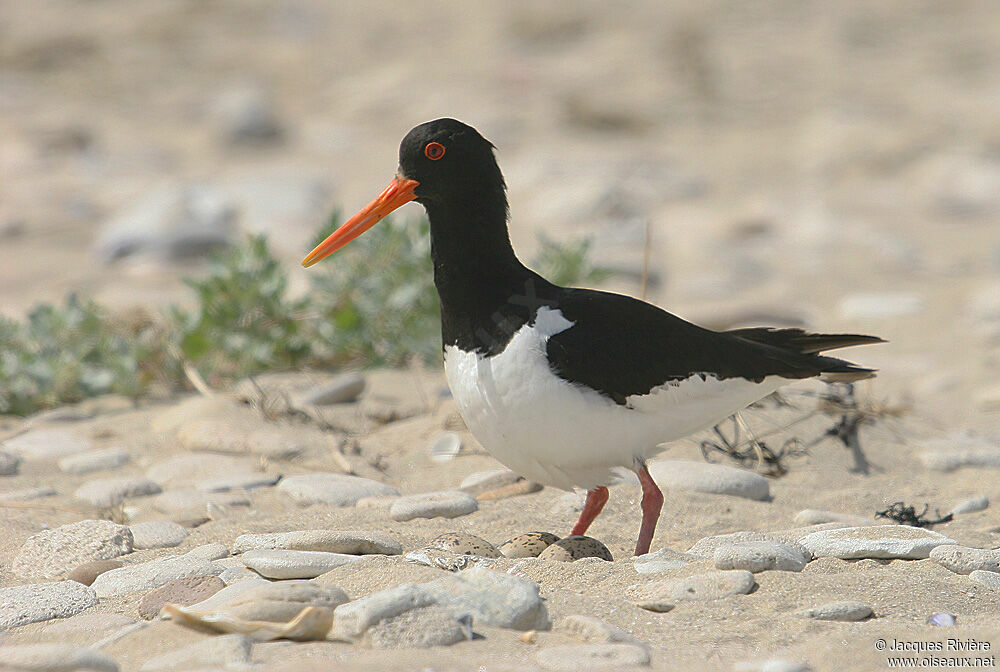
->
303, 118, 883, 556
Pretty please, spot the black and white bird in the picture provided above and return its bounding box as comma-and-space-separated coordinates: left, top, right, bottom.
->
303, 118, 883, 556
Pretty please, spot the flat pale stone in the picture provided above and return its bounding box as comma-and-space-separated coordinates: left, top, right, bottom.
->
139, 634, 251, 672
242, 549, 361, 579
0, 486, 57, 501
920, 448, 1000, 472
129, 521, 189, 549
687, 530, 815, 558
295, 372, 366, 405
637, 570, 755, 611
0, 581, 99, 629
12, 519, 133, 580
536, 644, 650, 670
793, 509, 870, 527
423, 565, 550, 631
195, 472, 280, 493
233, 529, 401, 555
145, 453, 258, 487
57, 447, 129, 475
560, 615, 644, 645
970, 570, 1000, 590
363, 605, 467, 649
137, 575, 225, 620
798, 525, 957, 560
930, 545, 1000, 575
389, 491, 479, 521
633, 548, 697, 574
205, 580, 349, 623
90, 552, 223, 598
798, 601, 873, 621
0, 644, 119, 672
951, 496, 989, 515
332, 583, 436, 640
42, 613, 137, 638
66, 560, 123, 586
2, 429, 92, 460
74, 477, 161, 507
278, 473, 399, 506
714, 541, 809, 572
176, 418, 304, 459
647, 460, 770, 501
459, 468, 522, 495
185, 543, 230, 560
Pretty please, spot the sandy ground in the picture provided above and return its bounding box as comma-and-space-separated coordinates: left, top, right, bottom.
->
2, 1, 1000, 670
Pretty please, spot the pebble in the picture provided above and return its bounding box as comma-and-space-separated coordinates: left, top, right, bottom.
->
560, 614, 644, 645
460, 468, 523, 495
423, 565, 550, 631
429, 432, 462, 462
233, 529, 402, 555
185, 543, 231, 560
969, 570, 1000, 591
633, 548, 697, 574
930, 545, 1000, 575
355, 495, 399, 510
57, 447, 129, 475
2, 429, 92, 460
195, 472, 281, 493
42, 613, 137, 639
219, 566, 259, 585
688, 528, 830, 557
498, 532, 561, 559
242, 549, 361, 579
536, 644, 650, 670
129, 521, 189, 549
477, 479, 543, 501
920, 447, 1000, 472
74, 477, 161, 508
139, 634, 251, 672
0, 449, 21, 475
798, 601, 873, 621
0, 581, 99, 628
538, 536, 613, 562
201, 579, 349, 624
333, 583, 436, 640
363, 606, 468, 649
183, 576, 269, 612
90, 552, 223, 598
714, 541, 809, 573
150, 488, 250, 520
426, 532, 502, 558
0, 644, 119, 672
647, 460, 770, 501
12, 519, 133, 580
66, 560, 123, 586
951, 495, 989, 515
145, 453, 258, 487
389, 491, 479, 521
798, 525, 957, 560
636, 570, 755, 611
793, 509, 870, 526
839, 292, 924, 319
212, 85, 283, 145
295, 372, 366, 405
137, 575, 225, 620
0, 486, 57, 501
278, 472, 400, 506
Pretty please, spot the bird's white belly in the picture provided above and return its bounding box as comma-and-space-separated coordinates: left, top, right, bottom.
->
443, 307, 784, 490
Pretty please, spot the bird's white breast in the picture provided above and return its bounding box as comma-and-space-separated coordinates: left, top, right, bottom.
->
444, 307, 783, 490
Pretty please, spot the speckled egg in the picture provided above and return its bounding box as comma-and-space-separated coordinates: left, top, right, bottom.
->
537, 535, 613, 562
497, 531, 561, 558
426, 532, 502, 558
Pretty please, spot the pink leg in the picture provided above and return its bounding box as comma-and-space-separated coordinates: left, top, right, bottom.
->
570, 486, 609, 537
635, 461, 664, 556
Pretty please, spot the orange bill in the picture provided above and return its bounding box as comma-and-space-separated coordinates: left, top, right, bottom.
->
302, 176, 419, 267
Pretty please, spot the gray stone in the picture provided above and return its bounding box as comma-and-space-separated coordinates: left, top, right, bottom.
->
647, 460, 770, 501
212, 85, 283, 145
332, 583, 436, 640
459, 468, 523, 495
139, 634, 251, 672
0, 581, 99, 629
150, 488, 251, 520
922, 448, 1000, 471
213, 580, 349, 623
219, 566, 259, 585
798, 525, 957, 560
185, 543, 230, 561
363, 605, 467, 649
633, 548, 697, 574
176, 418, 304, 459
90, 551, 223, 598
793, 509, 870, 526
426, 532, 501, 558
424, 565, 550, 631
536, 644, 650, 670
12, 519, 133, 580
951, 496, 989, 515
498, 532, 561, 559
195, 472, 280, 493
0, 449, 21, 475
930, 545, 1000, 575
0, 486, 57, 501
2, 429, 92, 460
839, 292, 924, 319
389, 491, 479, 521
0, 644, 118, 672
798, 601, 873, 622
278, 473, 399, 506
129, 521, 189, 549
66, 560, 123, 586
636, 570, 756, 611
233, 529, 402, 555
185, 577, 269, 611
137, 575, 225, 620
560, 615, 644, 645
538, 536, 613, 562
242, 549, 361, 579
296, 372, 365, 405
688, 528, 832, 557
42, 613, 137, 639
74, 477, 161, 507
970, 570, 1000, 591
428, 432, 462, 462
57, 447, 129, 475
145, 453, 258, 487
714, 541, 809, 573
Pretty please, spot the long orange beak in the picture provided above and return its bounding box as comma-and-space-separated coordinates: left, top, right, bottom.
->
302, 176, 420, 267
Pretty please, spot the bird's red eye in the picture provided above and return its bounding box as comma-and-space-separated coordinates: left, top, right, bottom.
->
424, 142, 446, 160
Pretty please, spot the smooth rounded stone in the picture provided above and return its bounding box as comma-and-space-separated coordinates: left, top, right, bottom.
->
219, 566, 259, 584
66, 560, 123, 586
427, 532, 502, 558
477, 479, 543, 501
538, 536, 613, 562
636, 570, 756, 611
139, 634, 251, 672
150, 488, 251, 517
633, 548, 697, 574
2, 429, 92, 460
185, 543, 230, 561
295, 372, 366, 405
212, 84, 282, 144
184, 576, 268, 611
839, 292, 924, 319
970, 570, 1000, 590
363, 605, 467, 649
12, 519, 133, 580
195, 472, 281, 493
647, 460, 770, 501
798, 525, 957, 560
278, 473, 400, 506
793, 509, 870, 527
207, 580, 349, 623
0, 581, 99, 629
733, 659, 812, 672
498, 532, 561, 559
931, 545, 1000, 575
798, 600, 873, 622
129, 521, 189, 549
714, 541, 809, 573
390, 491, 479, 521
459, 468, 522, 495
145, 453, 258, 487
74, 477, 161, 508
0, 644, 119, 672
951, 495, 989, 515
429, 432, 462, 462
233, 529, 402, 555
90, 552, 223, 598
57, 447, 129, 475
688, 528, 830, 558
42, 613, 137, 639
423, 565, 550, 631
559, 615, 644, 645
137, 575, 225, 620
176, 418, 304, 459
0, 486, 57, 502
242, 550, 361, 579
0, 449, 21, 475
536, 644, 650, 670
355, 495, 400, 510
920, 448, 1000, 472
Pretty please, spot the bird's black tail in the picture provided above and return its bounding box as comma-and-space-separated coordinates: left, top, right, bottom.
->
726, 327, 885, 382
